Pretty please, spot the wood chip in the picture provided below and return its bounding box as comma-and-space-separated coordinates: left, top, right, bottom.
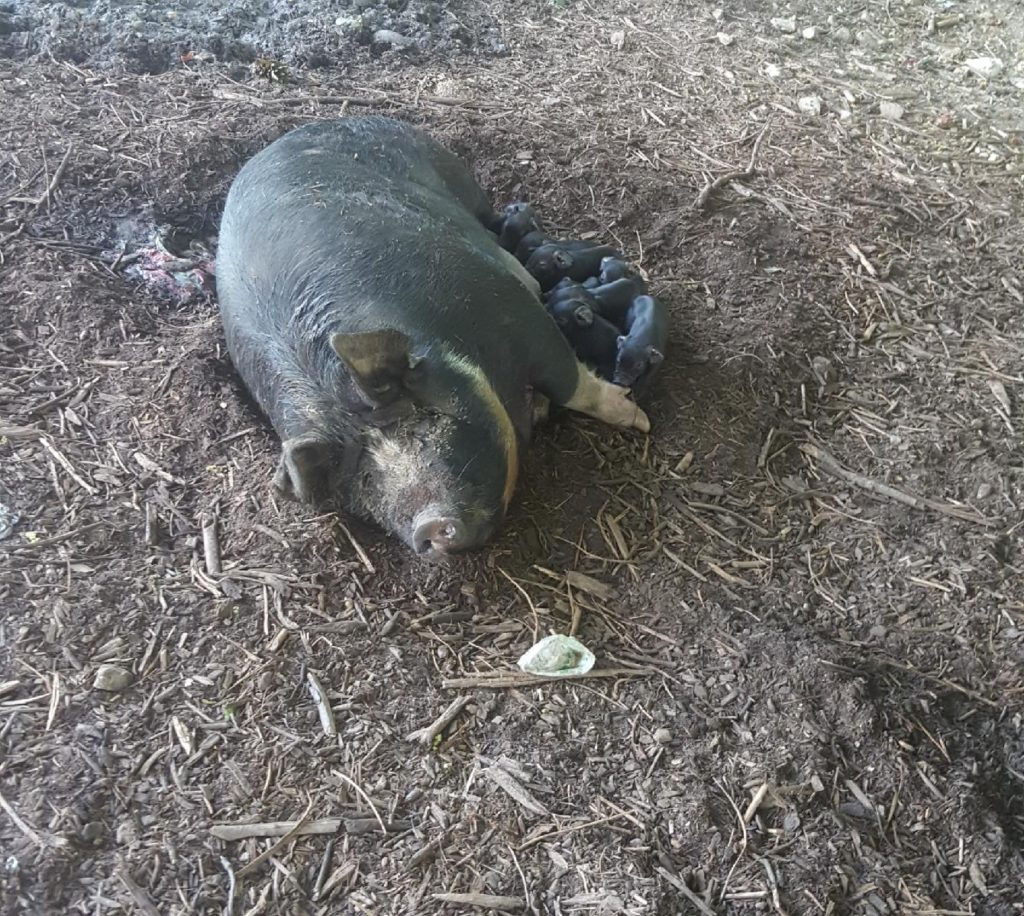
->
0, 789, 65, 850
432, 894, 525, 910
201, 512, 222, 576
656, 867, 717, 916
989, 379, 1012, 414
743, 782, 769, 824
117, 862, 160, 916
133, 451, 186, 486
170, 716, 194, 755
565, 570, 614, 600
307, 672, 338, 738
481, 766, 549, 816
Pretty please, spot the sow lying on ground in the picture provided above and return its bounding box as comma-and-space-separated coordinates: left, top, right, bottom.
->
216, 116, 649, 558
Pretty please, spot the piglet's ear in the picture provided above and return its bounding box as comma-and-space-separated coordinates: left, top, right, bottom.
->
330, 329, 419, 408
272, 435, 334, 504
648, 347, 665, 368
572, 305, 595, 328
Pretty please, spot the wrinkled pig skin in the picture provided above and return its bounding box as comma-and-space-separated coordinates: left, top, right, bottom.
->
216, 116, 649, 558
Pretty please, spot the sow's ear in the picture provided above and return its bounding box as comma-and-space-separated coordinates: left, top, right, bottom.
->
272, 435, 334, 504
330, 329, 422, 408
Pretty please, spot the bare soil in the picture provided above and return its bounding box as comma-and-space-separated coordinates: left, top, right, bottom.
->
2, 1, 1024, 914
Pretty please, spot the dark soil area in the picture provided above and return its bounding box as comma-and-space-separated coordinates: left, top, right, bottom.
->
2, 1, 1024, 914
0, 0, 507, 73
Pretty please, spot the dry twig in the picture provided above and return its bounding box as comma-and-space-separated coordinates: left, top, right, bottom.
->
405, 695, 471, 745
116, 860, 160, 916
432, 894, 525, 910
694, 120, 772, 210
441, 666, 655, 690
656, 867, 717, 916
211, 819, 341, 841
236, 798, 315, 878
800, 441, 992, 526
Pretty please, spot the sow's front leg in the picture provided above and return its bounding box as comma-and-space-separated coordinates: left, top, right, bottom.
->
562, 363, 651, 433
527, 318, 650, 434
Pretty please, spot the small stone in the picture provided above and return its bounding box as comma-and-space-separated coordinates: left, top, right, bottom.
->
432, 77, 459, 98
372, 29, 414, 48
965, 57, 1003, 79
81, 821, 105, 844
0, 502, 19, 541
783, 811, 801, 832
834, 26, 852, 42
93, 664, 131, 692
335, 14, 363, 33
976, 482, 993, 499
811, 356, 836, 384
765, 62, 782, 79
802, 26, 816, 39
712, 8, 724, 21
116, 819, 139, 846
215, 599, 240, 621
879, 101, 905, 120
717, 32, 734, 46
771, 17, 796, 33
610, 30, 626, 50
838, 800, 872, 820
654, 727, 672, 745
798, 95, 823, 116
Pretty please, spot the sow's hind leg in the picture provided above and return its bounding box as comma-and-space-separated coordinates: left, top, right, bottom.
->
528, 321, 650, 434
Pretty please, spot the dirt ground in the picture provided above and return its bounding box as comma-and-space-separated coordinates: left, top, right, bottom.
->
2, 0, 1024, 914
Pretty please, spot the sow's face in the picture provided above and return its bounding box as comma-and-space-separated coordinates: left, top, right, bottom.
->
274, 330, 519, 560
353, 408, 514, 558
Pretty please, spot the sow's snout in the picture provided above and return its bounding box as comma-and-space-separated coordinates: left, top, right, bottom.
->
410, 509, 495, 559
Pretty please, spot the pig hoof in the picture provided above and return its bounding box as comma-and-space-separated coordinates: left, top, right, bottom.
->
603, 384, 650, 433
565, 365, 650, 433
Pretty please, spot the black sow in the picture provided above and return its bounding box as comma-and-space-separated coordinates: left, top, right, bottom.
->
216, 116, 649, 558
